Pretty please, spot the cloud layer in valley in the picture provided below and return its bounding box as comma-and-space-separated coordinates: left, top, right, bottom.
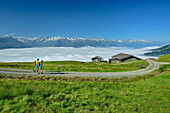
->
0, 46, 159, 62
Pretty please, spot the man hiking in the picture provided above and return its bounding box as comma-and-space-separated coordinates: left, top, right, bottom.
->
33, 58, 39, 72
38, 60, 43, 74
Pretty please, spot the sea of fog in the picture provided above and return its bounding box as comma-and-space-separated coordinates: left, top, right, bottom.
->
0, 46, 159, 62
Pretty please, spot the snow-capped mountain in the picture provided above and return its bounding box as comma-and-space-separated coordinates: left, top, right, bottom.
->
0, 35, 163, 49
14, 37, 34, 45
13, 36, 166, 48
14, 36, 151, 43
0, 35, 30, 49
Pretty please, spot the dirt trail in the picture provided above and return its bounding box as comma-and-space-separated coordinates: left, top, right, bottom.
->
0, 60, 168, 78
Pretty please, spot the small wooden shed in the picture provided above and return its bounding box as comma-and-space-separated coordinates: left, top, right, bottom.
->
91, 56, 104, 62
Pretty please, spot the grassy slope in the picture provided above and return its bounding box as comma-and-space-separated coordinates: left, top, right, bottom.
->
144, 44, 170, 56
155, 54, 170, 62
0, 67, 169, 112
0, 60, 148, 72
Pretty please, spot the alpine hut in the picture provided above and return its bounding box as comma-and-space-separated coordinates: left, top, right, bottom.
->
91, 56, 104, 62
109, 53, 142, 63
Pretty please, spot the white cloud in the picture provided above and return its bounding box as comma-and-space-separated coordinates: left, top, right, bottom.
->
9, 33, 16, 36
0, 46, 160, 62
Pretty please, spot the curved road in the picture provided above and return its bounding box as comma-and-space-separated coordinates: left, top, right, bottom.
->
0, 60, 169, 78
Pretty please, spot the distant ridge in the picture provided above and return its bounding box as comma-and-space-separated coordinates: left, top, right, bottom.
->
0, 35, 167, 49
144, 44, 170, 56
0, 35, 30, 49
13, 36, 166, 48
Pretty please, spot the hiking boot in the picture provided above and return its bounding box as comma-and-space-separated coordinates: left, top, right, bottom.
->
38, 72, 40, 74
33, 70, 35, 72
41, 72, 43, 74
37, 70, 38, 72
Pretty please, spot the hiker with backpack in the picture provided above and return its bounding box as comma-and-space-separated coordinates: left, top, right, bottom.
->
38, 60, 43, 74
33, 58, 39, 72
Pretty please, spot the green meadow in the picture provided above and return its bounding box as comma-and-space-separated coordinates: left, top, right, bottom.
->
0, 64, 170, 112
155, 54, 170, 62
0, 60, 148, 72
0, 56, 169, 112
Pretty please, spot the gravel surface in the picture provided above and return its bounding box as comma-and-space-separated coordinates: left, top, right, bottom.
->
0, 60, 168, 78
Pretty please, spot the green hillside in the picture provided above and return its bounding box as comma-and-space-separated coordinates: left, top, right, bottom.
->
155, 54, 170, 62
0, 36, 30, 49
0, 68, 170, 112
144, 44, 170, 56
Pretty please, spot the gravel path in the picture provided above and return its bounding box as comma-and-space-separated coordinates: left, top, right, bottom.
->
0, 60, 168, 78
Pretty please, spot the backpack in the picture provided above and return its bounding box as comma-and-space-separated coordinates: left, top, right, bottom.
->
38, 63, 40, 67
34, 61, 36, 65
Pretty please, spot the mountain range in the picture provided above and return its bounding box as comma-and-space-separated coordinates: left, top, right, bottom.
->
0, 35, 30, 49
0, 35, 167, 49
144, 44, 170, 56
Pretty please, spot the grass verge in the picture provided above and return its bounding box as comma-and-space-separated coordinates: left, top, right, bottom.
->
0, 60, 148, 72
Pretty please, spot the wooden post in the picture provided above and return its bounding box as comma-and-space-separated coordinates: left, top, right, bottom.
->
157, 65, 160, 70
62, 64, 64, 71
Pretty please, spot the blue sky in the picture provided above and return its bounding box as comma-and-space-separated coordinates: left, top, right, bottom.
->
0, 0, 170, 41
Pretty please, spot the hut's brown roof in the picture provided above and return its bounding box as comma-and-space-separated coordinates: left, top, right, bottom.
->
110, 53, 142, 60
91, 56, 103, 60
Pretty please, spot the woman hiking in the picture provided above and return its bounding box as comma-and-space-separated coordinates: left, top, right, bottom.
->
38, 60, 43, 74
